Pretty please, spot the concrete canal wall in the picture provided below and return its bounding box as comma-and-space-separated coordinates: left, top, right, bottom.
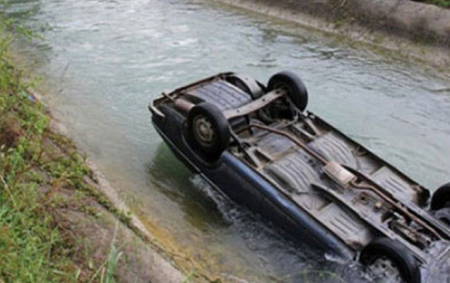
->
213, 0, 450, 68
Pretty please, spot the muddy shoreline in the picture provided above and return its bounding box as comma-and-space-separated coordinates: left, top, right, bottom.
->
212, 0, 450, 69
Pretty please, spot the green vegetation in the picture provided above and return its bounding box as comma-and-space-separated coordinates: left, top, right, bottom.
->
416, 0, 450, 8
0, 18, 124, 283
0, 44, 73, 283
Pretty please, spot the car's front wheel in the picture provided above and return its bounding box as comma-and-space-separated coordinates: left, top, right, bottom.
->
186, 102, 230, 163
360, 238, 421, 283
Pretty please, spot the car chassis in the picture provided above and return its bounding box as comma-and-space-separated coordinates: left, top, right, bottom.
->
150, 72, 450, 283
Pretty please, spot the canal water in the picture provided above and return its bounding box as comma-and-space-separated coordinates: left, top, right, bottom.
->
8, 0, 450, 282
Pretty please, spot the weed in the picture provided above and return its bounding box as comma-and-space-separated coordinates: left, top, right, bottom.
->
0, 43, 125, 282
182, 269, 197, 283
415, 0, 450, 7
0, 13, 87, 282
88, 223, 123, 283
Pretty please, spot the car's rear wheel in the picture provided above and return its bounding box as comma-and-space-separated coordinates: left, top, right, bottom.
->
360, 238, 421, 283
186, 102, 230, 162
267, 71, 308, 111
430, 183, 450, 210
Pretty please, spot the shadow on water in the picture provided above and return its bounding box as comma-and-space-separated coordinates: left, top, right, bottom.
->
146, 143, 226, 231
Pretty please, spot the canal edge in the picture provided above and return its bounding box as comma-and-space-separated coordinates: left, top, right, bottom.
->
211, 0, 450, 70
27, 89, 216, 283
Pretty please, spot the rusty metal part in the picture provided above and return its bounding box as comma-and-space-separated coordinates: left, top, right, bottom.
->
350, 180, 445, 240
227, 73, 264, 99
174, 98, 195, 114
229, 131, 262, 168
390, 217, 431, 248
223, 89, 286, 120
291, 122, 316, 141
242, 122, 448, 241
323, 161, 356, 188
302, 113, 321, 136
311, 183, 407, 248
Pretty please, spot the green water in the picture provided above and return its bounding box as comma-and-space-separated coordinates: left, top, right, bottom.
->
9, 0, 450, 282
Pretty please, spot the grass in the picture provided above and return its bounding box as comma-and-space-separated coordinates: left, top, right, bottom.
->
0, 39, 81, 282
0, 15, 125, 283
86, 223, 123, 283
416, 0, 450, 7
0, 70, 74, 283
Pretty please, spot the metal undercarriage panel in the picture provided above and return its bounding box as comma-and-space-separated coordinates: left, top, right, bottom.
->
372, 166, 419, 203
263, 146, 373, 247
150, 73, 450, 268
190, 80, 251, 110
235, 111, 433, 250
308, 132, 358, 169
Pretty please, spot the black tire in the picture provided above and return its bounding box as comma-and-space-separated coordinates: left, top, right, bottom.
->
360, 238, 421, 283
434, 207, 450, 226
267, 71, 308, 111
186, 102, 230, 162
430, 183, 450, 210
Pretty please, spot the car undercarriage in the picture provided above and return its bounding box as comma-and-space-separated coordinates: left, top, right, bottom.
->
150, 71, 450, 283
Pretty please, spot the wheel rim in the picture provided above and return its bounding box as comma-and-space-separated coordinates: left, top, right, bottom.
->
367, 256, 402, 283
193, 115, 215, 146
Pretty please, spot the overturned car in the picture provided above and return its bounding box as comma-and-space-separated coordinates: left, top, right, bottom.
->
149, 71, 450, 283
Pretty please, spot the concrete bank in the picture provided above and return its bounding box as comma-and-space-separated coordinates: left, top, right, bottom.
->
27, 90, 199, 283
212, 0, 450, 68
